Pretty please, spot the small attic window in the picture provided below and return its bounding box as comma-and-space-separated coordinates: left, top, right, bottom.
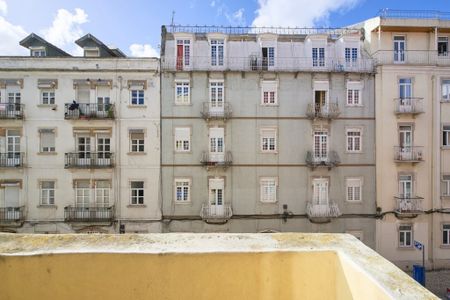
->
30, 47, 46, 57
84, 47, 100, 57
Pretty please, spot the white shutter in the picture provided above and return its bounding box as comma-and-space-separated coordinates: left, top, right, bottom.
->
313, 81, 329, 91
209, 178, 224, 190
175, 127, 190, 140
346, 80, 363, 90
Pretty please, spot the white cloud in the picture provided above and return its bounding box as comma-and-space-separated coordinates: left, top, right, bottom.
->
210, 0, 216, 7
42, 8, 88, 52
0, 0, 7, 15
129, 43, 159, 57
226, 8, 245, 26
0, 17, 28, 55
252, 0, 360, 27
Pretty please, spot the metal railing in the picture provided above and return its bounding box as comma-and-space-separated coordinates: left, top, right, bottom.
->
200, 151, 233, 168
394, 146, 424, 162
64, 103, 115, 119
0, 206, 25, 222
306, 201, 341, 218
162, 56, 374, 73
373, 50, 450, 66
0, 152, 24, 167
394, 98, 424, 115
64, 206, 114, 222
306, 103, 340, 119
305, 150, 340, 168
0, 103, 24, 119
166, 24, 361, 36
200, 203, 233, 221
64, 152, 115, 168
201, 102, 232, 120
394, 196, 424, 214
379, 9, 450, 20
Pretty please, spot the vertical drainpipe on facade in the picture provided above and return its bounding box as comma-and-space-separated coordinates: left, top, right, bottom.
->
430, 71, 435, 268
116, 65, 122, 233
159, 60, 164, 230
24, 107, 28, 231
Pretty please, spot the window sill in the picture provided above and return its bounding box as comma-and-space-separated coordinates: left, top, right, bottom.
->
260, 104, 279, 107
127, 204, 146, 208
174, 151, 192, 154
128, 105, 147, 108
174, 103, 192, 106
345, 200, 363, 204
345, 151, 364, 154
398, 246, 414, 250
127, 152, 147, 155
174, 201, 192, 205
440, 100, 450, 103
259, 201, 278, 204
37, 152, 57, 155
440, 245, 450, 249
441, 146, 450, 150
37, 104, 57, 108
345, 105, 364, 108
37, 205, 57, 209
260, 151, 278, 154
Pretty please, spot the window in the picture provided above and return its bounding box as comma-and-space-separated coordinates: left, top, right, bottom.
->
175, 127, 191, 152
312, 47, 325, 67
442, 175, 450, 197
438, 37, 448, 56
399, 175, 413, 198
75, 180, 90, 207
175, 179, 190, 202
40, 181, 55, 205
175, 81, 190, 105
261, 128, 277, 152
130, 181, 144, 205
41, 90, 55, 105
443, 80, 450, 102
443, 224, 450, 245
94, 180, 110, 207
399, 225, 412, 247
8, 91, 21, 104
346, 81, 362, 106
346, 178, 362, 202
261, 81, 277, 105
84, 48, 100, 57
346, 128, 362, 152
443, 125, 450, 147
260, 178, 277, 203
210, 39, 224, 66
129, 129, 145, 153
262, 47, 275, 68
399, 78, 412, 99
393, 36, 406, 63
345, 47, 358, 62
131, 90, 144, 105
39, 129, 55, 153
176, 39, 191, 69
31, 48, 46, 57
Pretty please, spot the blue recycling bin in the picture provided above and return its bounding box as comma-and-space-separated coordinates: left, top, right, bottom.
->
412, 264, 425, 286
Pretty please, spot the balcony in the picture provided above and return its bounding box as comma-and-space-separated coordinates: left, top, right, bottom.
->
394, 98, 424, 115
305, 151, 340, 169
373, 50, 450, 66
306, 201, 341, 223
200, 151, 233, 169
394, 146, 423, 163
0, 103, 24, 119
306, 103, 340, 120
64, 152, 115, 169
0, 206, 25, 223
0, 153, 24, 168
64, 103, 115, 120
161, 56, 374, 73
395, 196, 424, 215
201, 102, 232, 121
200, 203, 232, 223
64, 205, 114, 222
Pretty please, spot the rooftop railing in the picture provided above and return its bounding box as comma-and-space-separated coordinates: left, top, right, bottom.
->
0, 153, 24, 168
64, 205, 115, 222
201, 102, 232, 121
0, 206, 25, 222
306, 103, 340, 119
200, 203, 232, 223
64, 103, 115, 120
394, 146, 424, 163
64, 152, 115, 168
373, 50, 450, 66
394, 98, 424, 115
305, 151, 340, 169
306, 201, 341, 219
394, 196, 424, 214
379, 9, 450, 20
0, 103, 24, 119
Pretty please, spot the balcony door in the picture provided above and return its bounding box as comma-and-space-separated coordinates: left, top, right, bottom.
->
95, 181, 110, 219
6, 130, 20, 167
96, 86, 110, 117
399, 175, 412, 199
313, 131, 328, 162
176, 40, 190, 71
314, 90, 328, 115
312, 178, 329, 215
399, 78, 412, 112
209, 178, 224, 216
77, 135, 91, 166
7, 90, 21, 115
399, 125, 412, 160
75, 180, 90, 219
96, 134, 111, 166
209, 127, 224, 162
394, 36, 406, 63
209, 81, 224, 115
4, 183, 19, 220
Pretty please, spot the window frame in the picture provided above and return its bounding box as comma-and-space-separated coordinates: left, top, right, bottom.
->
210, 39, 225, 67
443, 125, 450, 147
261, 81, 278, 106
260, 128, 277, 153
130, 181, 145, 205
260, 177, 278, 203
129, 129, 145, 153
346, 177, 363, 202
39, 180, 55, 205
40, 89, 55, 105
130, 89, 145, 106
443, 224, 450, 246
174, 80, 190, 105
174, 178, 191, 203
174, 127, 191, 153
346, 128, 362, 153
438, 36, 449, 57
39, 129, 56, 153
442, 175, 450, 197
398, 224, 413, 248
442, 80, 450, 102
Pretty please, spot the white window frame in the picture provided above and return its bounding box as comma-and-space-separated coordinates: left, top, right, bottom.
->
40, 89, 55, 105
130, 181, 144, 205
174, 127, 191, 152
260, 177, 277, 203
346, 178, 362, 202
346, 81, 362, 106
175, 80, 190, 105
175, 178, 191, 203
210, 39, 225, 67
39, 129, 56, 153
398, 224, 413, 248
312, 47, 325, 67
260, 128, 277, 153
130, 89, 145, 106
438, 36, 448, 57
443, 125, 450, 147
84, 47, 100, 57
346, 128, 362, 153
442, 80, 450, 102
442, 175, 450, 197
443, 224, 450, 246
129, 129, 145, 153
40, 180, 55, 205
31, 47, 46, 57
261, 81, 278, 106
176, 39, 191, 67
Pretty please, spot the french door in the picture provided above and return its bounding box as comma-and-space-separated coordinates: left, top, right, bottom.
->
209, 127, 224, 162
209, 178, 224, 216
313, 131, 328, 162
312, 178, 329, 215
4, 184, 20, 220
394, 36, 406, 63
209, 81, 224, 115
77, 135, 91, 166
6, 130, 20, 166
96, 135, 111, 166
399, 125, 412, 160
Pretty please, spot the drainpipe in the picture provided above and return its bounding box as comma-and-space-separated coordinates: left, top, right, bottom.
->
430, 74, 435, 269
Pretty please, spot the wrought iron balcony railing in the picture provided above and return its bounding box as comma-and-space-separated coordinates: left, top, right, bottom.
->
64, 152, 115, 168
394, 98, 424, 115
200, 151, 233, 168
201, 102, 232, 121
394, 196, 424, 214
200, 203, 233, 222
379, 9, 450, 20
0, 103, 24, 119
305, 151, 340, 169
373, 50, 450, 66
64, 205, 115, 222
306, 201, 341, 219
64, 103, 115, 119
161, 56, 374, 73
0, 152, 24, 167
306, 103, 340, 119
394, 146, 424, 162
0, 206, 25, 222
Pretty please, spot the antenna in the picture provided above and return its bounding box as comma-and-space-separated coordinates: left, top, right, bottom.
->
171, 10, 175, 27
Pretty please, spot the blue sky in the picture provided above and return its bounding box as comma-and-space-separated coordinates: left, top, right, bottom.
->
0, 0, 449, 56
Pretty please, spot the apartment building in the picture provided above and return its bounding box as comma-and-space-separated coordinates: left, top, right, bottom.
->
360, 10, 450, 268
160, 25, 376, 246
0, 33, 160, 233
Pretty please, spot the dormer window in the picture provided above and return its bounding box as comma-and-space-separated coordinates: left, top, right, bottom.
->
84, 47, 100, 57
30, 47, 46, 57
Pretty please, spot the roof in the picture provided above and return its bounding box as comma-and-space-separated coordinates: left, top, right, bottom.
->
19, 33, 72, 57
75, 33, 126, 58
